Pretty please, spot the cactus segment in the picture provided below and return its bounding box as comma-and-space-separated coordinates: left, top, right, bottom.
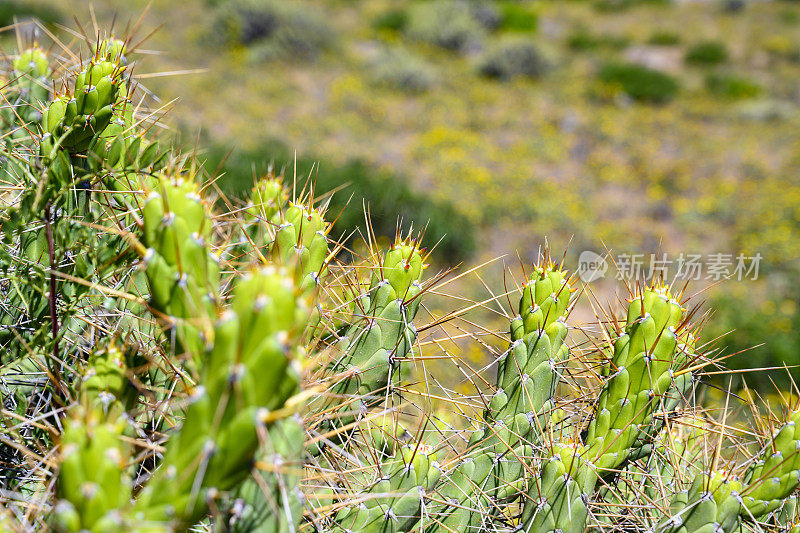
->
140, 174, 220, 357
742, 410, 800, 519
52, 344, 132, 532
229, 416, 306, 533
53, 403, 132, 533
628, 334, 697, 463
334, 443, 441, 532
13, 48, 50, 79
429, 262, 575, 530
41, 58, 126, 154
586, 284, 686, 473
317, 238, 426, 436
235, 175, 287, 258
494, 263, 572, 436
520, 440, 597, 533
661, 471, 743, 533
132, 265, 308, 527
270, 201, 330, 290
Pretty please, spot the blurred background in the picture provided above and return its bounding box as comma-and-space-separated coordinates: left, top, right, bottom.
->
8, 0, 800, 391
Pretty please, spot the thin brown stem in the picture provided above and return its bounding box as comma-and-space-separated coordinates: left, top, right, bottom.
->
44, 201, 61, 388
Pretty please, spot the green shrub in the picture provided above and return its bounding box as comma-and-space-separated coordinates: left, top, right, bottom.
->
780, 8, 800, 25
369, 48, 438, 93
685, 40, 729, 65
499, 2, 538, 33
205, 141, 476, 263
568, 29, 631, 51
405, 0, 485, 52
0, 0, 61, 26
598, 62, 680, 103
478, 37, 548, 80
707, 283, 800, 389
647, 31, 681, 46
372, 8, 408, 32
592, 0, 670, 12
705, 72, 761, 99
471, 4, 502, 31
214, 0, 332, 60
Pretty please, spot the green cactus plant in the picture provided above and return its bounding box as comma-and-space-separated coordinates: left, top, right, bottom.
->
586, 284, 688, 473
52, 342, 132, 532
131, 264, 309, 527
140, 172, 220, 360
3, 20, 800, 533
333, 439, 441, 532
310, 237, 426, 449
661, 470, 744, 533
741, 410, 800, 521
520, 440, 597, 533
227, 415, 306, 533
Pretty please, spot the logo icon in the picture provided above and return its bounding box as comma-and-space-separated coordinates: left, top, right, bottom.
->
577, 250, 607, 282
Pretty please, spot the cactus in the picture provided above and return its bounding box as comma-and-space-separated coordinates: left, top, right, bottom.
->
52, 343, 132, 532
627, 334, 697, 463
520, 440, 597, 533
226, 416, 306, 533
661, 471, 743, 533
140, 172, 220, 360
131, 265, 309, 527
425, 259, 575, 530
492, 261, 572, 439
270, 200, 330, 290
233, 174, 287, 261
586, 284, 687, 472
311, 237, 426, 449
334, 441, 441, 532
52, 403, 133, 532
4, 20, 800, 533
41, 52, 126, 155
741, 410, 800, 520
1, 46, 50, 139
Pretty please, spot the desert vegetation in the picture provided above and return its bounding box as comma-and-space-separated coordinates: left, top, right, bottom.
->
2, 1, 800, 532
